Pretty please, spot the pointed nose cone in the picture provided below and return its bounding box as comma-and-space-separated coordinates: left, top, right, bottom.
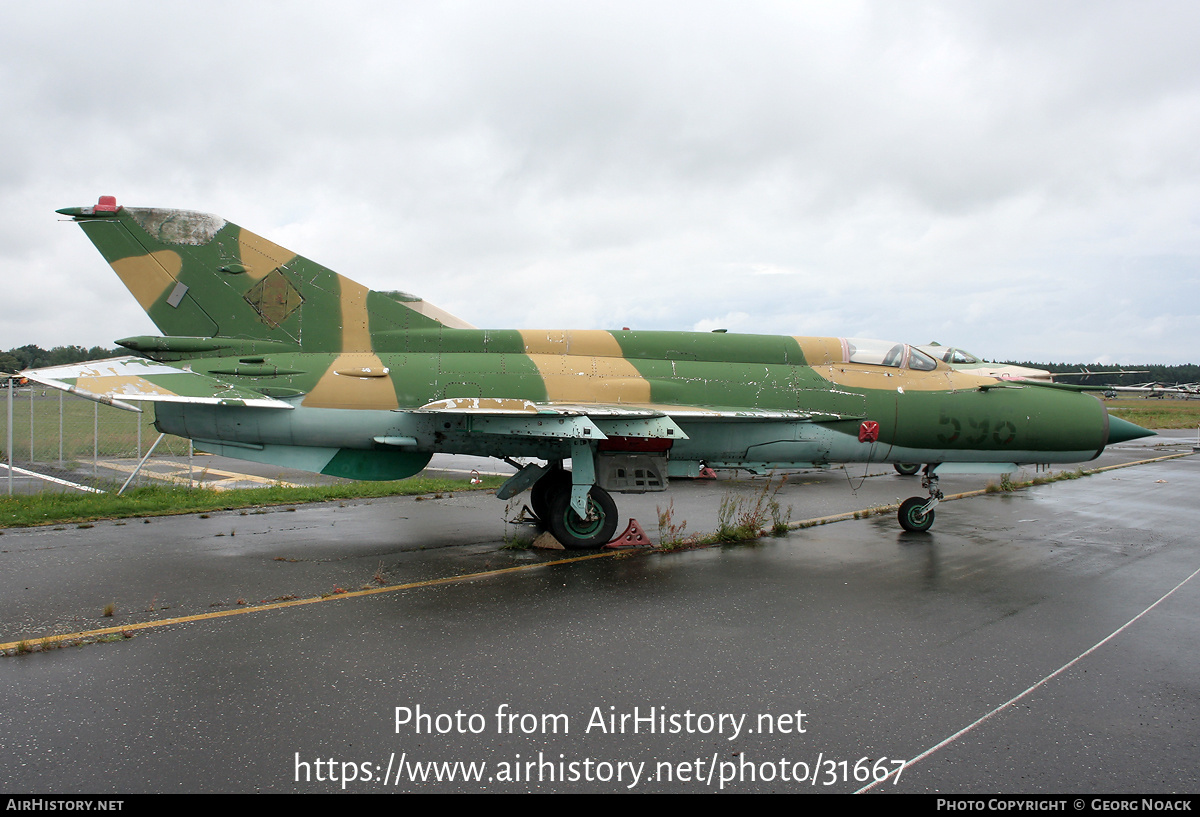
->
1107, 414, 1155, 444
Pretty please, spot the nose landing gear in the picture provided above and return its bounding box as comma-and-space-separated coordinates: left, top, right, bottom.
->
898, 471, 942, 533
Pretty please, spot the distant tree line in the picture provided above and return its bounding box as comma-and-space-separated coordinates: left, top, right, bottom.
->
0, 344, 123, 374
1001, 361, 1200, 386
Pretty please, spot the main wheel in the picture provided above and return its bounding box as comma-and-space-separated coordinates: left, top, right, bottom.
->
530, 469, 570, 522
898, 497, 934, 533
894, 463, 921, 476
547, 486, 619, 549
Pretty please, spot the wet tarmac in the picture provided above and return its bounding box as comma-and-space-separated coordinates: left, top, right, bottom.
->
1, 433, 1197, 793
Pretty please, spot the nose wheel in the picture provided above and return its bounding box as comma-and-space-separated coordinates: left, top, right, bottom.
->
898, 472, 942, 533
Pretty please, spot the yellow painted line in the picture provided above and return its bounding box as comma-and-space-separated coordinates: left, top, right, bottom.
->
96, 459, 305, 489
0, 551, 618, 652
1083, 451, 1192, 473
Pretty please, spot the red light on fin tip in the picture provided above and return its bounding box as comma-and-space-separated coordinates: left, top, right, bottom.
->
94, 196, 119, 212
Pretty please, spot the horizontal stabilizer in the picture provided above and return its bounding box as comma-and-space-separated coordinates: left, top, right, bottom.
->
22, 356, 293, 410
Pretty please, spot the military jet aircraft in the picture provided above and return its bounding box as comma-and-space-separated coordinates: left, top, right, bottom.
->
23, 197, 1153, 545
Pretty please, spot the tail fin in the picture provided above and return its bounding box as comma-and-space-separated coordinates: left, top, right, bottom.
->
57, 196, 474, 352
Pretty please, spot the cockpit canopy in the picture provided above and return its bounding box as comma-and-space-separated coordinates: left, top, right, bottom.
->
916, 345, 981, 365
841, 338, 938, 371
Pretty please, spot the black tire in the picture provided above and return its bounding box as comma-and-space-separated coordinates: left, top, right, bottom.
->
530, 469, 570, 522
898, 497, 934, 533
547, 485, 619, 549
894, 463, 921, 476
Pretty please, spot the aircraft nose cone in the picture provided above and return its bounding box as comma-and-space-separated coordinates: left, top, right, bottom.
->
1107, 414, 1155, 445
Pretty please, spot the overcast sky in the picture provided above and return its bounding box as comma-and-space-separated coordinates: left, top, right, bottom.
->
2, 1, 1196, 364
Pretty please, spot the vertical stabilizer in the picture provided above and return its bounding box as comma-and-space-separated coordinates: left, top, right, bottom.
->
57, 197, 474, 353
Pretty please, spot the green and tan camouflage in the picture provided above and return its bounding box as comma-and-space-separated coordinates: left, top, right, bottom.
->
26, 196, 1153, 546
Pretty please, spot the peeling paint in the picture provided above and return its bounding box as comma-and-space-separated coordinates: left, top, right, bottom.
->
125, 208, 226, 245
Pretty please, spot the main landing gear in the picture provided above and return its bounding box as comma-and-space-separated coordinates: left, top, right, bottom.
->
898, 470, 942, 533
530, 466, 618, 549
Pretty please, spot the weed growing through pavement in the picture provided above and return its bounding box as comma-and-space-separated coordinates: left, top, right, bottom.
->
657, 475, 793, 551
655, 499, 694, 550
4, 631, 134, 657
988, 467, 1090, 494
715, 477, 792, 543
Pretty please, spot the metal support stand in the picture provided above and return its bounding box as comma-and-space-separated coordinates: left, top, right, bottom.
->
6, 376, 12, 496
117, 433, 165, 495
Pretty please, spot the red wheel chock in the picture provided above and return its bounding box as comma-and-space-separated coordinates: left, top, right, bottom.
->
606, 518, 652, 549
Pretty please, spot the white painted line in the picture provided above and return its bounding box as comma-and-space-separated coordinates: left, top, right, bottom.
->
856, 563, 1200, 792
0, 463, 105, 493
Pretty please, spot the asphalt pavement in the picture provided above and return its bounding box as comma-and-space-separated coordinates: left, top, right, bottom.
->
0, 432, 1197, 793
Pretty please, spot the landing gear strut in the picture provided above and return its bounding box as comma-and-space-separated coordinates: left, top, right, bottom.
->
898, 471, 942, 533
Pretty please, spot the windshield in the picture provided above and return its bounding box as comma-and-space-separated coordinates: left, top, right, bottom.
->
919, 345, 980, 365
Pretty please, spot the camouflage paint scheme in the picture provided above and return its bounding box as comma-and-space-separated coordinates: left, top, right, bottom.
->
917, 344, 1056, 383
25, 198, 1152, 544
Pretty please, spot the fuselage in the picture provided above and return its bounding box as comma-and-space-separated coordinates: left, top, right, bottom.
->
151, 329, 1116, 475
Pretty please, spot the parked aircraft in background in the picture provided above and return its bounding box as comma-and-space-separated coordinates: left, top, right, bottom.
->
22, 198, 1153, 543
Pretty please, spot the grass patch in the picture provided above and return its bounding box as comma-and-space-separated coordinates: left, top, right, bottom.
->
0, 475, 505, 529
1104, 398, 1200, 430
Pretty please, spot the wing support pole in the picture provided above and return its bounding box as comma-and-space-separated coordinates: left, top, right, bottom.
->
117, 433, 166, 495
